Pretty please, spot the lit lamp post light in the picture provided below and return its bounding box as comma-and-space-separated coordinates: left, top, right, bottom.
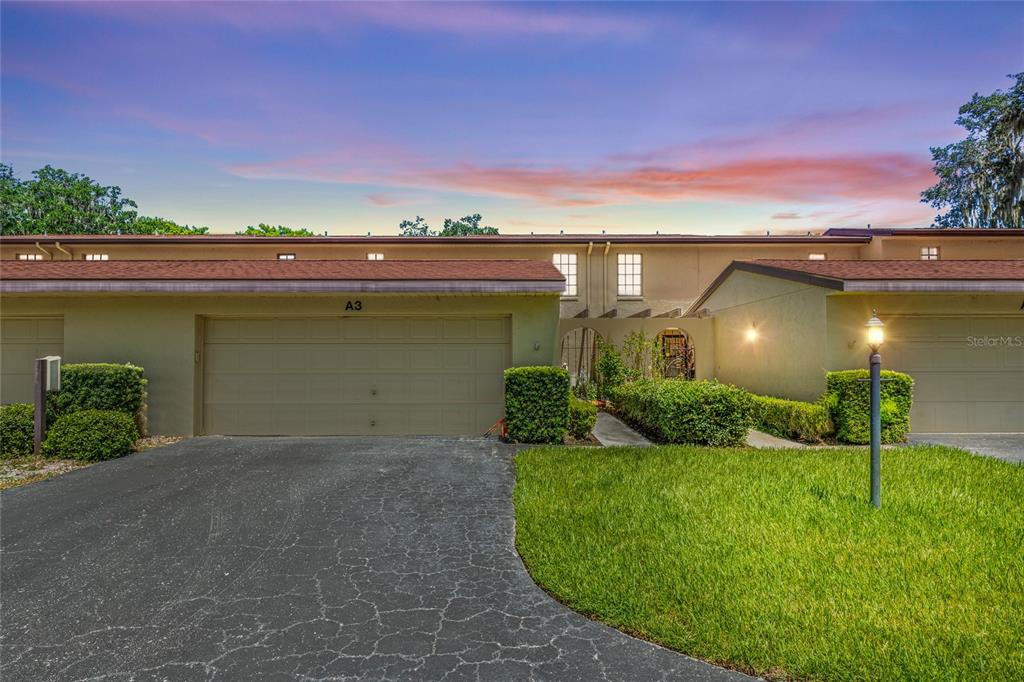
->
866, 310, 885, 509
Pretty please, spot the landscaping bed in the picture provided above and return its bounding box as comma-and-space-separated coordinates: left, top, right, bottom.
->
514, 445, 1024, 681
0, 436, 186, 491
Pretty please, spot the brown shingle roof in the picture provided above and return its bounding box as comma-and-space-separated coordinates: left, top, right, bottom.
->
740, 259, 1024, 281
686, 259, 1024, 316
1, 259, 563, 281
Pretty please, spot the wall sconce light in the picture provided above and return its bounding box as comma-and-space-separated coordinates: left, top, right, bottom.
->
745, 327, 759, 343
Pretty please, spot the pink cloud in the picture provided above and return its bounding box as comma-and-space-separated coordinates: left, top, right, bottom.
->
228, 152, 936, 207
410, 154, 937, 205
365, 193, 401, 207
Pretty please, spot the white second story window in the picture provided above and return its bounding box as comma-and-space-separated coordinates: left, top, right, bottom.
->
920, 246, 940, 260
277, 253, 296, 260
617, 253, 642, 297
17, 253, 44, 261
367, 253, 384, 261
808, 253, 827, 260
552, 253, 577, 297
84, 253, 109, 261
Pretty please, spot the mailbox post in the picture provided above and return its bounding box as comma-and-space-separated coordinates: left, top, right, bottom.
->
33, 356, 61, 454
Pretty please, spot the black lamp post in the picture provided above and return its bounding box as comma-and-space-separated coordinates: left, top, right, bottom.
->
865, 311, 885, 509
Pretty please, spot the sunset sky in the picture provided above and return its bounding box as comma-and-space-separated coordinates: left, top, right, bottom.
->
3, 1, 1022, 235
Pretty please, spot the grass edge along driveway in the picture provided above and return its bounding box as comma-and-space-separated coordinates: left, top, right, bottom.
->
514, 445, 1024, 681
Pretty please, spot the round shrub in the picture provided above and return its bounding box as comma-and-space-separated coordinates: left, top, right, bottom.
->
1, 403, 35, 459
568, 396, 598, 440
43, 409, 138, 462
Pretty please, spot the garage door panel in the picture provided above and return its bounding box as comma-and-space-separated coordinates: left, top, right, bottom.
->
203, 316, 510, 435
443, 318, 474, 339
409, 318, 442, 339
886, 315, 1023, 433
342, 319, 374, 339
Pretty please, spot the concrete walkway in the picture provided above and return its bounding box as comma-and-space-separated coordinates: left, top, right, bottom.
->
745, 429, 806, 449
592, 411, 652, 447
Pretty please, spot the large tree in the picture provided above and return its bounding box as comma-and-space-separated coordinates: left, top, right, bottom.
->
921, 73, 1024, 227
1, 164, 140, 235
235, 223, 316, 237
0, 164, 210, 235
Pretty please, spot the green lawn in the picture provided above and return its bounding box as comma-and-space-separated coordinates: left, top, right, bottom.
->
514, 445, 1024, 681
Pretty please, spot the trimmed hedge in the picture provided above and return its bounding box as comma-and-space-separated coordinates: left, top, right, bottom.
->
568, 397, 597, 440
505, 367, 570, 443
49, 363, 148, 435
43, 409, 138, 462
1, 403, 35, 459
826, 369, 914, 444
610, 379, 752, 446
750, 394, 833, 443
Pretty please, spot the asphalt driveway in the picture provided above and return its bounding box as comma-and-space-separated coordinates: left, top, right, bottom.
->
909, 433, 1024, 464
0, 437, 748, 682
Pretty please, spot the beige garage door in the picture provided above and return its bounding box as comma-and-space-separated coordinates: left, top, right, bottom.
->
202, 316, 511, 435
886, 315, 1024, 433
1, 317, 64, 404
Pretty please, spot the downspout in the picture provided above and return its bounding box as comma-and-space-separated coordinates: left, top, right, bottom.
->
586, 241, 593, 315
34, 242, 53, 260
54, 242, 73, 260
602, 241, 611, 315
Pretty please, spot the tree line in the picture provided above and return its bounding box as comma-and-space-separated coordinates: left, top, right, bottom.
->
2, 73, 1020, 234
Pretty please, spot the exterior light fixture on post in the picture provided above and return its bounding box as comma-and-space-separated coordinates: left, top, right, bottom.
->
865, 311, 885, 509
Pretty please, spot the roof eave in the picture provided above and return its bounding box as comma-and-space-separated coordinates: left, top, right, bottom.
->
0, 280, 565, 294
841, 280, 1024, 293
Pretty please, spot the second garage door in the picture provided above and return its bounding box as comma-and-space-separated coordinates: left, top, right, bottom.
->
1, 317, 64, 404
202, 316, 510, 436
885, 315, 1024, 433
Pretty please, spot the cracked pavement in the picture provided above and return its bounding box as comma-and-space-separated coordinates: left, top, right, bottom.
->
1, 437, 751, 681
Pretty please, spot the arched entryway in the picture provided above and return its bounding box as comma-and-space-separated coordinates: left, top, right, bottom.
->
560, 327, 603, 386
658, 328, 695, 379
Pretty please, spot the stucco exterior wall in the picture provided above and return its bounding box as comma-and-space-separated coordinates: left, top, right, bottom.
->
0, 293, 560, 436
861, 235, 1024, 260
703, 271, 830, 400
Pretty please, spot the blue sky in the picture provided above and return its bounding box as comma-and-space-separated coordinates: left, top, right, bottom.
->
2, 1, 1022, 234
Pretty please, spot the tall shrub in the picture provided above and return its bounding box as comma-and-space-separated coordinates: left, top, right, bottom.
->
49, 363, 148, 435
610, 379, 752, 446
825, 370, 914, 444
504, 367, 570, 443
596, 342, 626, 399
